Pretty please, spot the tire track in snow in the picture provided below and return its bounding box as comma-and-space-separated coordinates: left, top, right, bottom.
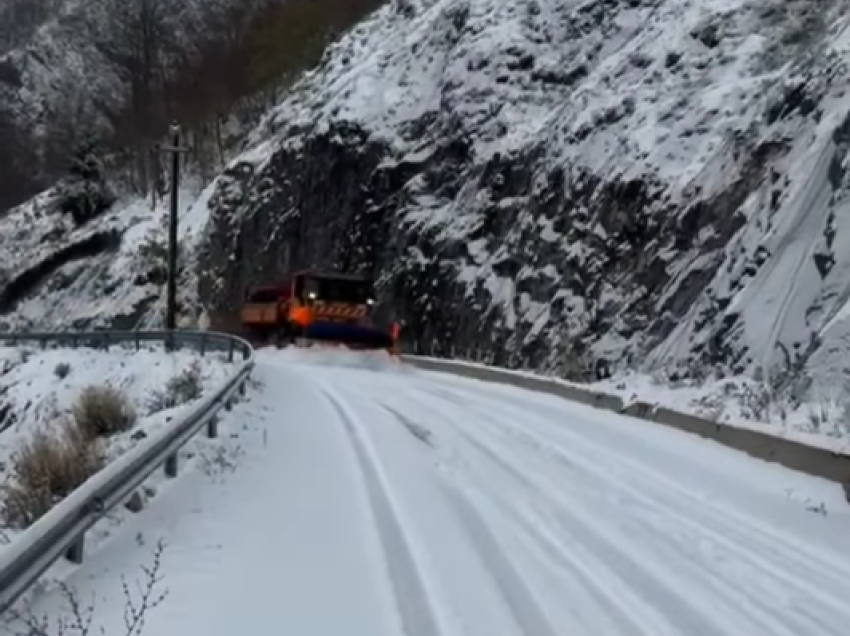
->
291, 364, 850, 634
319, 374, 613, 636
422, 382, 850, 636
465, 383, 850, 587
435, 456, 675, 636
434, 483, 562, 636
394, 388, 732, 636
426, 377, 850, 576
497, 425, 842, 636
316, 384, 452, 636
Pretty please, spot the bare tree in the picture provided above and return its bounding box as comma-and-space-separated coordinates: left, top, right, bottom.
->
1, 0, 388, 212
42, 74, 99, 178
164, 0, 270, 176
0, 103, 40, 211
3, 539, 168, 636
93, 0, 176, 195
0, 0, 63, 54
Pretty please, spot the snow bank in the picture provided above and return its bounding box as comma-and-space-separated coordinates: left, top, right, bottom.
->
0, 344, 240, 546
594, 371, 850, 454
257, 345, 414, 374
408, 356, 850, 453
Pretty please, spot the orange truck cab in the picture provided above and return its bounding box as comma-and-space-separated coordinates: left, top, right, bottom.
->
240, 270, 398, 350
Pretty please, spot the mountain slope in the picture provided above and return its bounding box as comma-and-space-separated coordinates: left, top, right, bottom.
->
196, 0, 850, 384
0, 0, 388, 332
0, 176, 215, 332
5, 0, 850, 391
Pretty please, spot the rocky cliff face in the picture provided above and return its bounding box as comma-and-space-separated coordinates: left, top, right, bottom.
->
196, 0, 850, 380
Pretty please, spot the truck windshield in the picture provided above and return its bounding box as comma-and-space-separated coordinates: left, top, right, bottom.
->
311, 278, 373, 303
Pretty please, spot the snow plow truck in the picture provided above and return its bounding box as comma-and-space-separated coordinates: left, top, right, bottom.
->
239, 269, 400, 354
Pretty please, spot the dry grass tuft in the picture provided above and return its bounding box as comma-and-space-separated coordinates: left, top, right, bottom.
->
146, 361, 204, 414
73, 384, 137, 439
1, 420, 104, 528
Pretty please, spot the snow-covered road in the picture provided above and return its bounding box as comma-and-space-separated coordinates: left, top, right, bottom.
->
15, 350, 850, 636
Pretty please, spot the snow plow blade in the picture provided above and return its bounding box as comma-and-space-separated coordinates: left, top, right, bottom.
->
301, 321, 395, 350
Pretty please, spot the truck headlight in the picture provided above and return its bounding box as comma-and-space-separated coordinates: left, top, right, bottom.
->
307, 292, 317, 299
366, 298, 375, 305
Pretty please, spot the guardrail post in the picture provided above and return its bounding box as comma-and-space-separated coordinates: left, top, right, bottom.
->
0, 329, 256, 614
164, 453, 178, 478
66, 537, 84, 564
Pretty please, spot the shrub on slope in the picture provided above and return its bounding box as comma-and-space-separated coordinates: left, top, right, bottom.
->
1, 419, 104, 529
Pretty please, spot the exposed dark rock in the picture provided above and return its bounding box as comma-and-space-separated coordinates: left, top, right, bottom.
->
200, 115, 777, 377
0, 230, 122, 315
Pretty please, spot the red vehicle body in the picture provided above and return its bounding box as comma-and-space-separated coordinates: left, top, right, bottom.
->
240, 269, 399, 352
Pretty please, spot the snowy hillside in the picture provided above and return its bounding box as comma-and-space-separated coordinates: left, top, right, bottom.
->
0, 0, 381, 331
0, 181, 210, 332
7, 0, 850, 395
0, 0, 276, 210
0, 0, 126, 206
0, 343, 238, 542
190, 0, 850, 385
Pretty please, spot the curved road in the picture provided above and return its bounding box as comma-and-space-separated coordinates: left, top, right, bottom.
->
14, 349, 850, 635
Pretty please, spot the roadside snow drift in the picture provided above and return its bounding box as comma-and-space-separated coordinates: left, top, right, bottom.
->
12, 349, 850, 636
416, 355, 850, 452
0, 344, 238, 544
594, 369, 850, 453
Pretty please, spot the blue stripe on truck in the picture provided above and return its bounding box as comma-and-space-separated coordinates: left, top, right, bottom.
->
303, 321, 391, 345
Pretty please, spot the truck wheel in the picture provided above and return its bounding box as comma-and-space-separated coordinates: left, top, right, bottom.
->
288, 323, 300, 344
275, 326, 287, 348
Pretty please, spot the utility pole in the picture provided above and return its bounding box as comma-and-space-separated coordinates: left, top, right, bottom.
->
159, 122, 190, 350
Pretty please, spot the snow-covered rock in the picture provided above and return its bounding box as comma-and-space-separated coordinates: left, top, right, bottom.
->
192, 0, 850, 382
7, 0, 850, 390
0, 181, 208, 332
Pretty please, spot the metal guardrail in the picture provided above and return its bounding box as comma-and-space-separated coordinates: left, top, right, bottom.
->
402, 355, 850, 487
0, 330, 255, 615
0, 329, 250, 361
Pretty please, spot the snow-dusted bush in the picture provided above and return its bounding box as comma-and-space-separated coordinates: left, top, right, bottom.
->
54, 138, 116, 225
72, 385, 137, 439
146, 360, 204, 413
3, 541, 168, 635
0, 420, 104, 528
